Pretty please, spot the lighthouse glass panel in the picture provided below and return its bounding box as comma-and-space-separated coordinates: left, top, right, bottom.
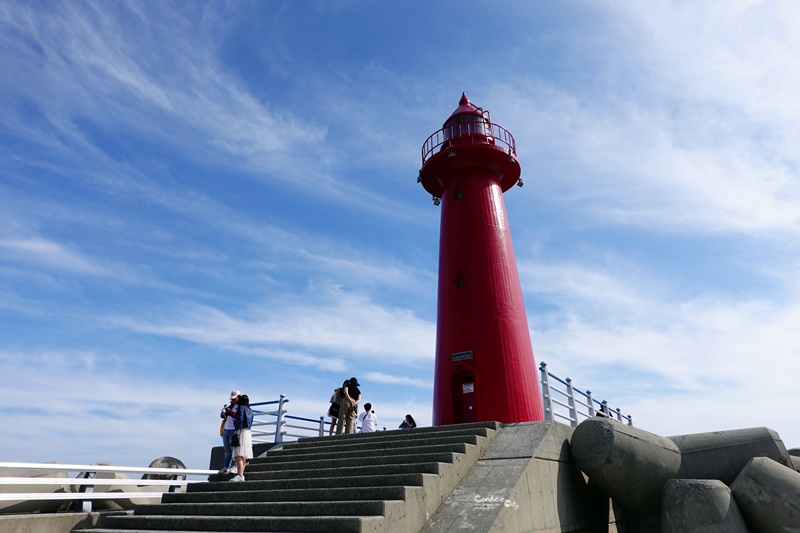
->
443, 114, 488, 141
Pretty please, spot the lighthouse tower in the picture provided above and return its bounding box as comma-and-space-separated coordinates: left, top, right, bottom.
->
419, 93, 544, 425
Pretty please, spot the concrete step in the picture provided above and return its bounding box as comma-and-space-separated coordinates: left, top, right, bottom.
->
133, 499, 391, 517
163, 485, 410, 504
288, 423, 499, 449
243, 450, 462, 472
76, 422, 501, 533
268, 434, 483, 458
183, 473, 429, 493
87, 514, 382, 532
252, 442, 470, 464
200, 461, 442, 483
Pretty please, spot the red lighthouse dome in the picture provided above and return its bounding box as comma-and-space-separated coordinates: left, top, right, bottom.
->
420, 93, 522, 202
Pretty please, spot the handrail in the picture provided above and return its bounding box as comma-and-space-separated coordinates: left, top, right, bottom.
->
539, 362, 633, 427
0, 463, 213, 476
0, 462, 215, 512
248, 395, 327, 443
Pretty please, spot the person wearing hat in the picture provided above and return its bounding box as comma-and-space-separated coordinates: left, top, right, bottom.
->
336, 377, 361, 435
219, 390, 240, 474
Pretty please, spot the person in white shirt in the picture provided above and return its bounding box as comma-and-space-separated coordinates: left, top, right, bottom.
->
358, 402, 378, 433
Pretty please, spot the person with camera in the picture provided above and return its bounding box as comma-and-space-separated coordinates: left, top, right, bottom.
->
218, 390, 239, 474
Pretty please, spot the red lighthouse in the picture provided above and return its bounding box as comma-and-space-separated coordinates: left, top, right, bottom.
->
419, 93, 544, 425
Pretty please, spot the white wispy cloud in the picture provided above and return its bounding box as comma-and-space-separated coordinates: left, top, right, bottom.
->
108, 285, 435, 365
521, 253, 800, 445
363, 371, 433, 389
483, 1, 800, 237
0, 349, 224, 468
0, 237, 112, 276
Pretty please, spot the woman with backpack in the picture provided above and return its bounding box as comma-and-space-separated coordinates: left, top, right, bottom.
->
230, 394, 254, 482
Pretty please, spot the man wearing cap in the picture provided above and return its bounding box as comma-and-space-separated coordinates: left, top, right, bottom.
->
219, 390, 240, 474
339, 377, 361, 434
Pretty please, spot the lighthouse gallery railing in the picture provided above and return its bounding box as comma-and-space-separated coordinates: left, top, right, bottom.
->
421, 121, 517, 165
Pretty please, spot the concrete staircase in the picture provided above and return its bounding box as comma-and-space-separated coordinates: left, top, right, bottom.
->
77, 421, 500, 533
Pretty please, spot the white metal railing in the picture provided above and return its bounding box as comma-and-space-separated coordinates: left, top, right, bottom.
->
0, 462, 216, 512
250, 394, 326, 444
539, 362, 633, 427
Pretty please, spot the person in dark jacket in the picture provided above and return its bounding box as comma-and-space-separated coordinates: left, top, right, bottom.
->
230, 394, 254, 481
343, 377, 361, 434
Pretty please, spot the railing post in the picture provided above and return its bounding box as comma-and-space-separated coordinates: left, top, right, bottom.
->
539, 362, 553, 421
274, 394, 287, 444
318, 416, 325, 437
78, 471, 96, 512
565, 378, 578, 427
586, 390, 595, 417
627, 414, 633, 427
600, 400, 609, 419
615, 407, 622, 423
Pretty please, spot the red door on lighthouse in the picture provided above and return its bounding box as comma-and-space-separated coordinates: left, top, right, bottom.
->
451, 367, 477, 423
419, 93, 544, 426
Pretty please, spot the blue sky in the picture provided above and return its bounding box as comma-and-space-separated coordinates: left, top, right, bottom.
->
3, 1, 800, 469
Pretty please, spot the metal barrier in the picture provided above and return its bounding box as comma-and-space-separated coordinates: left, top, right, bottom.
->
539, 362, 633, 427
0, 462, 215, 512
250, 394, 326, 444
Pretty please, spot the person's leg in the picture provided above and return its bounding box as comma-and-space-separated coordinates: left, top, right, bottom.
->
336, 403, 347, 435
346, 407, 356, 434
329, 417, 336, 436
235, 456, 245, 476
221, 429, 234, 471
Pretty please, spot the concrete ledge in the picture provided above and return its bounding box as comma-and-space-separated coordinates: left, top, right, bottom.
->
422, 421, 621, 533
730, 456, 800, 531
0, 510, 128, 533
0, 467, 68, 514
662, 479, 747, 532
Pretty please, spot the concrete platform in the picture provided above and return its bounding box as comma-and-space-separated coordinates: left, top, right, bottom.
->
421, 421, 622, 533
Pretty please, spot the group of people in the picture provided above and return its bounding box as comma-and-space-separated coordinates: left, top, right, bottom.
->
328, 376, 370, 435
326, 377, 417, 435
218, 389, 254, 481
217, 384, 419, 481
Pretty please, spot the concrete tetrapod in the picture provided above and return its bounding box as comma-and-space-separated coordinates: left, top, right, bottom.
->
789, 447, 800, 472
570, 417, 681, 532
672, 427, 793, 484
730, 456, 800, 532
662, 479, 748, 533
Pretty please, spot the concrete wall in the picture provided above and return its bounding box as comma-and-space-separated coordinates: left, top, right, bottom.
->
0, 511, 129, 533
422, 421, 623, 533
208, 442, 274, 470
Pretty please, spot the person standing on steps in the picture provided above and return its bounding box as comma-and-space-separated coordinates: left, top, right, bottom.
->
342, 376, 361, 434
335, 379, 350, 435
230, 394, 254, 482
219, 390, 239, 474
327, 384, 342, 436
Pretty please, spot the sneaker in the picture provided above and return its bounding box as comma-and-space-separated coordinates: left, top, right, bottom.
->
230, 475, 244, 482
227, 467, 238, 474
217, 468, 227, 474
